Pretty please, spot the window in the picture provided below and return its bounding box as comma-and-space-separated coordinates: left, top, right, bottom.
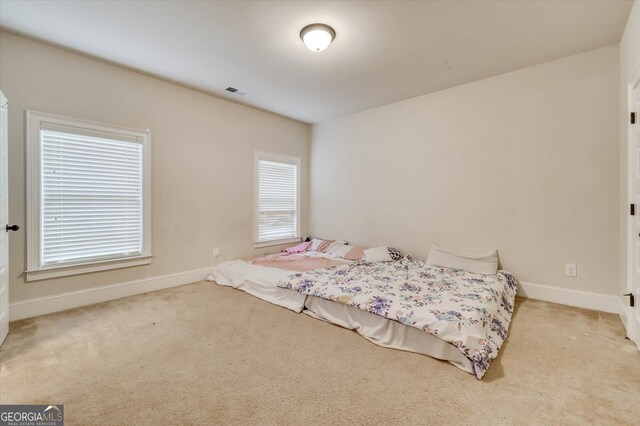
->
254, 151, 300, 247
26, 111, 151, 281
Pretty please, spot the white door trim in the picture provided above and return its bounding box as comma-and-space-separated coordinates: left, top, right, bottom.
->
625, 62, 640, 347
0, 89, 8, 346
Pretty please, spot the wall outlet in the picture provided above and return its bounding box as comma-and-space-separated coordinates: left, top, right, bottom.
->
565, 264, 577, 277
212, 248, 220, 258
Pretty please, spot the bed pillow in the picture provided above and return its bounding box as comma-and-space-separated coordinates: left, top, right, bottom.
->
283, 241, 311, 254
308, 238, 324, 252
332, 245, 353, 258
326, 240, 348, 254
387, 247, 404, 261
426, 243, 498, 275
317, 240, 334, 252
343, 246, 365, 261
363, 246, 393, 262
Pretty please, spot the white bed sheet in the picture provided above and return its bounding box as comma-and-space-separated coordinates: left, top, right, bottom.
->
207, 260, 306, 312
304, 295, 473, 374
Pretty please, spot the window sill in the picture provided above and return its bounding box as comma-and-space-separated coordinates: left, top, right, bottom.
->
26, 255, 153, 282
254, 237, 302, 249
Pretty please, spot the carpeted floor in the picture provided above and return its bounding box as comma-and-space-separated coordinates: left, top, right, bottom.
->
1, 282, 639, 425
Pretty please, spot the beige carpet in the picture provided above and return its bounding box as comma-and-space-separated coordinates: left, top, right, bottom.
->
1, 282, 639, 425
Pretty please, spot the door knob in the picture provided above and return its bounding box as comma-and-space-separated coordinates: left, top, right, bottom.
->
5, 224, 19, 232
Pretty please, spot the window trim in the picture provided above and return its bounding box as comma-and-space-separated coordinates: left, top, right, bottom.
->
254, 151, 301, 248
26, 110, 152, 281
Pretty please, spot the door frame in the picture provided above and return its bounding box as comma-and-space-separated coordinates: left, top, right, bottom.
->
0, 89, 8, 346
625, 63, 640, 346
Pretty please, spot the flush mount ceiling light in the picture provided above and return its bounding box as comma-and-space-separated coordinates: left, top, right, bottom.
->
300, 23, 335, 52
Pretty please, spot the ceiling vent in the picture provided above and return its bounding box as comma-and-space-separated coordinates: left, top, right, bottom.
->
225, 86, 248, 96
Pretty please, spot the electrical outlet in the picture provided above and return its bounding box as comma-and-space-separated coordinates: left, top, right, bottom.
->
212, 248, 220, 258
565, 264, 577, 277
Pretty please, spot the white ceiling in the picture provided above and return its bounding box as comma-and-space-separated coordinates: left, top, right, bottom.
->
0, 0, 633, 123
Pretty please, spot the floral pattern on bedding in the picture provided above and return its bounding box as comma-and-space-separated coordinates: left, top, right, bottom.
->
277, 258, 518, 379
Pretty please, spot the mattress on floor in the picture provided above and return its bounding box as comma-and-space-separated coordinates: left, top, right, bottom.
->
303, 295, 473, 374
208, 252, 352, 312
208, 260, 306, 312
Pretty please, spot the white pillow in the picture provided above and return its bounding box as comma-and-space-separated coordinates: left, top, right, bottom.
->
331, 245, 353, 258
309, 238, 323, 252
426, 243, 498, 275
364, 246, 393, 262
326, 240, 347, 254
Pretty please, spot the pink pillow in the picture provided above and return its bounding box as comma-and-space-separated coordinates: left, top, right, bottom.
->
317, 240, 334, 253
343, 246, 365, 261
283, 241, 312, 254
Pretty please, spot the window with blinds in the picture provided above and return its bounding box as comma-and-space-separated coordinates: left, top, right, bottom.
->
255, 153, 299, 244
41, 130, 143, 266
26, 111, 151, 281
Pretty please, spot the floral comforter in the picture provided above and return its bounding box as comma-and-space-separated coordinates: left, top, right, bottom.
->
277, 258, 518, 379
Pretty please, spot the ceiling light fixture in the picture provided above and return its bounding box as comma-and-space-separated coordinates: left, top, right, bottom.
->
300, 23, 335, 52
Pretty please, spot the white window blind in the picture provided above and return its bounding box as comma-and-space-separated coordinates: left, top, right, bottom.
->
257, 155, 299, 243
40, 129, 143, 266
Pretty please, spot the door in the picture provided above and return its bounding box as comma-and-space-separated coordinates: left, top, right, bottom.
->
629, 74, 640, 351
0, 90, 8, 345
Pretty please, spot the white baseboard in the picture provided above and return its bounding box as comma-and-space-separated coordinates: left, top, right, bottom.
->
518, 281, 622, 314
9, 267, 212, 321
8, 271, 623, 321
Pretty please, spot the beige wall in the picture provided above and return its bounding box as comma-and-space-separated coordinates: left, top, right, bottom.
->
0, 32, 310, 303
311, 45, 619, 295
619, 2, 640, 305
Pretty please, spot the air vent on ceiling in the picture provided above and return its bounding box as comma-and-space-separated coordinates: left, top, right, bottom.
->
225, 86, 248, 96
